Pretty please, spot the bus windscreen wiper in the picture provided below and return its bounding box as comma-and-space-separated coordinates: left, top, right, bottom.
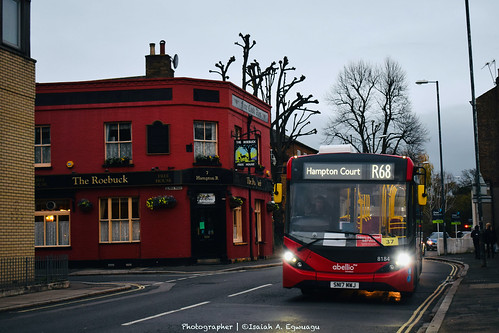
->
297, 231, 384, 251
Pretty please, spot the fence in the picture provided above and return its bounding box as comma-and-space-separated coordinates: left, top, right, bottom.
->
0, 255, 68, 291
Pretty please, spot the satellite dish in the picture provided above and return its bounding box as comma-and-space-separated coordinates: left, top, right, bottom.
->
173, 54, 179, 69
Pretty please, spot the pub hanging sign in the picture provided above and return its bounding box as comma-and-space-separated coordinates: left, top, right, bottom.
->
234, 139, 258, 168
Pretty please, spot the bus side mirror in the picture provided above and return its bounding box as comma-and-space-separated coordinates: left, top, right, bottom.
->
274, 183, 283, 203
418, 185, 427, 206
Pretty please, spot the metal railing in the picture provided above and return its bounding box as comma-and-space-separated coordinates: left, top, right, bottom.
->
0, 255, 68, 291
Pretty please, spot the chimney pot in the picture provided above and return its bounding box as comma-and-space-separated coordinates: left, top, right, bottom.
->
149, 43, 156, 55
160, 40, 166, 55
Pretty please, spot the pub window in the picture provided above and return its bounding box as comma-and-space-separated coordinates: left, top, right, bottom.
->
147, 121, 170, 154
105, 122, 132, 160
256, 133, 261, 165
234, 126, 242, 139
233, 206, 243, 243
255, 200, 263, 242
35, 125, 51, 167
193, 89, 220, 103
193, 121, 217, 159
1, 0, 30, 56
35, 199, 71, 247
99, 197, 140, 243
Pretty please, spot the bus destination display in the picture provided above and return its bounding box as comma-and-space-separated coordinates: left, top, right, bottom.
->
303, 163, 395, 180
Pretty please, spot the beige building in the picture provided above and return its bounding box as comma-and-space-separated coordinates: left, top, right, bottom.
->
0, 0, 35, 261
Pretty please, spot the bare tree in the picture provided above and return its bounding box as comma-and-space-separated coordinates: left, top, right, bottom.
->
211, 33, 322, 249
246, 59, 277, 100
234, 33, 256, 90
212, 33, 320, 182
324, 58, 428, 160
209, 56, 236, 81
271, 56, 320, 178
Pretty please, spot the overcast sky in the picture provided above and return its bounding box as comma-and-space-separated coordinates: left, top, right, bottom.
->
31, 1, 499, 175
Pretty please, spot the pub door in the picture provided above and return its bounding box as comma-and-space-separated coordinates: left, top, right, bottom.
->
190, 191, 227, 260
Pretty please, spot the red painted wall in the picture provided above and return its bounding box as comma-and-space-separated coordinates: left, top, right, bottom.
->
35, 77, 274, 264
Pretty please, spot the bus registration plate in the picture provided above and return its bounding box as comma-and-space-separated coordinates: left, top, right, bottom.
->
330, 281, 359, 289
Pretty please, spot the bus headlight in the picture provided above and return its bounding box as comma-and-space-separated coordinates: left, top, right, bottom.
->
283, 250, 310, 270
395, 252, 412, 268
284, 251, 297, 263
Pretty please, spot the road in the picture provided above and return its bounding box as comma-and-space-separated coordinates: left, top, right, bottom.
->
0, 258, 455, 333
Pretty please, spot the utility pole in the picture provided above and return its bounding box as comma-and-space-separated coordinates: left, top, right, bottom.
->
464, 0, 485, 267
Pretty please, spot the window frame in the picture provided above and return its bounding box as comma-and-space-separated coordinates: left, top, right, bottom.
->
193, 121, 218, 159
1, 0, 30, 56
255, 200, 263, 242
105, 122, 133, 161
35, 125, 51, 167
232, 205, 243, 244
34, 211, 71, 248
99, 197, 140, 244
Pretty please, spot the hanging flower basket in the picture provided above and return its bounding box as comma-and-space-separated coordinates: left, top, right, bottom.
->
146, 195, 177, 210
77, 198, 93, 212
229, 196, 243, 209
266, 201, 280, 213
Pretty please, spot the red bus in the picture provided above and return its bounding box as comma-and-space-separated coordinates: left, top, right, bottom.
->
281, 146, 427, 296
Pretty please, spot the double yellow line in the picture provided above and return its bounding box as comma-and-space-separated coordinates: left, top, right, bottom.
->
397, 260, 460, 333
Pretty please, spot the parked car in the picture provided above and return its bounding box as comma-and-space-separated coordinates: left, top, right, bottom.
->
426, 232, 450, 250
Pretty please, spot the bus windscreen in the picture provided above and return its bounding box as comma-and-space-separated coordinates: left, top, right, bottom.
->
288, 182, 408, 247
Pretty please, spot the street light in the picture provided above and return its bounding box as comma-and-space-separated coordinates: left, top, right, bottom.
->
416, 79, 447, 255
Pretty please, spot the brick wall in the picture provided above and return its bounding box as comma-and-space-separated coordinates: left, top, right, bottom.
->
476, 84, 499, 231
0, 49, 36, 258
476, 85, 499, 184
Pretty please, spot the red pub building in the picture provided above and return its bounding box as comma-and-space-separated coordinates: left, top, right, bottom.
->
35, 41, 274, 266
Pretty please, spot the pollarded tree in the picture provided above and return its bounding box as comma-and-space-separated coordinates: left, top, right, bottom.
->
324, 58, 428, 160
211, 33, 320, 181
271, 56, 320, 179
211, 33, 321, 249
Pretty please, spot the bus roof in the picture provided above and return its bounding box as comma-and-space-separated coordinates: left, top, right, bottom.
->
318, 145, 356, 154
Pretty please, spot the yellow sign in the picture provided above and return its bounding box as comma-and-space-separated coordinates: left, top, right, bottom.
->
382, 237, 399, 246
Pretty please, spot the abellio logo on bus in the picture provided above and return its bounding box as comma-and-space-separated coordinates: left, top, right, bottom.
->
332, 263, 358, 273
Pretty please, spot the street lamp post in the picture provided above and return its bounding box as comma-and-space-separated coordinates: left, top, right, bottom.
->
416, 80, 447, 255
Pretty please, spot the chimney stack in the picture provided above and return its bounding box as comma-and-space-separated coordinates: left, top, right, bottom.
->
146, 40, 174, 78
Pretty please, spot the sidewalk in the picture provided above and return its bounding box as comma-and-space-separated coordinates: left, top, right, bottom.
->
427, 252, 499, 333
1, 254, 498, 332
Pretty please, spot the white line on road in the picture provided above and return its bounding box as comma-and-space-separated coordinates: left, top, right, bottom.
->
227, 284, 272, 298
121, 301, 211, 326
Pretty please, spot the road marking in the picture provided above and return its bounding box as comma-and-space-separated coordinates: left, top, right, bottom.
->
17, 283, 145, 313
397, 261, 459, 333
121, 301, 211, 326
227, 284, 272, 298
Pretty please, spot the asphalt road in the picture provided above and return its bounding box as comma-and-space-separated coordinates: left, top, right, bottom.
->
0, 260, 454, 333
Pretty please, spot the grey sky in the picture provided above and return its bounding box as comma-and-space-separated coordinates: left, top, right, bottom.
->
31, 0, 499, 175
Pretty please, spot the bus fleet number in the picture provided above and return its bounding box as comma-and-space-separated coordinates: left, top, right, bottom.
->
371, 164, 393, 180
